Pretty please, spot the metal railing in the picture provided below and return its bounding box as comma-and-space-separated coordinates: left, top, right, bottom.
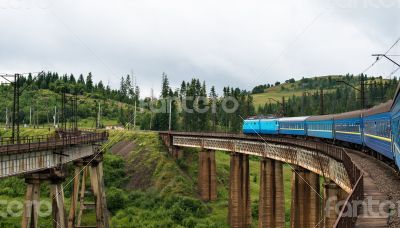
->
334, 152, 364, 227
334, 174, 364, 227
0, 131, 108, 154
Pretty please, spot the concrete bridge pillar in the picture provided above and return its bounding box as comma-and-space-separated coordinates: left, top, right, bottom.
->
323, 181, 339, 228
228, 153, 251, 228
198, 149, 217, 201
258, 158, 285, 228
290, 167, 320, 228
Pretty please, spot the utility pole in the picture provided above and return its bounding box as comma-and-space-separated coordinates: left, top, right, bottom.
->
53, 106, 57, 128
320, 88, 324, 115
336, 78, 366, 109
133, 73, 137, 131
168, 98, 172, 132
268, 97, 285, 117
97, 102, 101, 129
360, 74, 365, 109
5, 107, 8, 129
12, 73, 20, 143
29, 106, 32, 127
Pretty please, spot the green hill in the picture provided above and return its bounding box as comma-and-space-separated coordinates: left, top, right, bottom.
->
252, 75, 397, 115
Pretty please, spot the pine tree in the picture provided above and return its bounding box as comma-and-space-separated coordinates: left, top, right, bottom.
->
86, 72, 94, 92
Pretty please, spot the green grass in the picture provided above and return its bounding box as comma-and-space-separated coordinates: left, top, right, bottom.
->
252, 83, 335, 108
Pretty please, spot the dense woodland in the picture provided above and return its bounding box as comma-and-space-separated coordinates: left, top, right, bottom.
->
257, 74, 398, 116
0, 72, 398, 132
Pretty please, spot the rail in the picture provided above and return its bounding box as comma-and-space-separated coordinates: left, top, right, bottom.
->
0, 131, 108, 154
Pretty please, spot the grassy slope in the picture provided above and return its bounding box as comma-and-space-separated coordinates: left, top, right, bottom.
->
107, 131, 294, 227
252, 76, 338, 107
252, 75, 393, 108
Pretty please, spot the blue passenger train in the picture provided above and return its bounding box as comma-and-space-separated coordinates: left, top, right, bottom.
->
242, 97, 400, 169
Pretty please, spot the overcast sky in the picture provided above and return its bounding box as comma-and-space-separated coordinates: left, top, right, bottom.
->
0, 0, 399, 97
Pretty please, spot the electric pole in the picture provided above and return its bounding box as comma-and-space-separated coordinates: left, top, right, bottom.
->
53, 106, 57, 128
97, 102, 101, 129
29, 106, 32, 127
168, 98, 172, 132
320, 88, 324, 115
5, 107, 8, 129
360, 74, 365, 109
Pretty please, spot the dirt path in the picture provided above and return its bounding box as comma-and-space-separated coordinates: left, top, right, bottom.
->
110, 141, 136, 159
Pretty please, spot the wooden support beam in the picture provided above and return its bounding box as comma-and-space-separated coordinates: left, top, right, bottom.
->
77, 167, 87, 227
97, 161, 110, 228
89, 164, 104, 228
50, 181, 67, 228
21, 178, 40, 228
68, 164, 82, 228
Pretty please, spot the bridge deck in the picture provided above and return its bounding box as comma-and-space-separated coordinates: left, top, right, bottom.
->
347, 150, 397, 227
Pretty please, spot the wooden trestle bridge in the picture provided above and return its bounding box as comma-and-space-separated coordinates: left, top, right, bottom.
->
0, 130, 109, 228
0, 129, 390, 228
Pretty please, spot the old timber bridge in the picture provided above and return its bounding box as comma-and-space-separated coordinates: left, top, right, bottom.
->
0, 130, 109, 228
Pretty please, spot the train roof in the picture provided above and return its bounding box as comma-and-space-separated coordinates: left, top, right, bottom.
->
259, 118, 278, 122
334, 110, 363, 120
363, 100, 393, 117
306, 114, 334, 121
392, 82, 400, 110
278, 116, 309, 122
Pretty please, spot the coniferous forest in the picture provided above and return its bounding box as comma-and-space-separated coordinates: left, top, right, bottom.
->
0, 72, 397, 132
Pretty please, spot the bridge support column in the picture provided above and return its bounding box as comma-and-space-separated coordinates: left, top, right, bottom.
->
307, 172, 321, 228
69, 154, 109, 228
258, 158, 285, 228
171, 146, 183, 159
290, 167, 320, 228
228, 153, 251, 228
198, 149, 217, 201
323, 180, 339, 228
22, 168, 67, 228
50, 174, 67, 228
22, 175, 41, 228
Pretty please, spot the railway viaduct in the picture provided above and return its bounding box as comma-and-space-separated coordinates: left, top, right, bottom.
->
0, 129, 391, 228
160, 131, 389, 228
